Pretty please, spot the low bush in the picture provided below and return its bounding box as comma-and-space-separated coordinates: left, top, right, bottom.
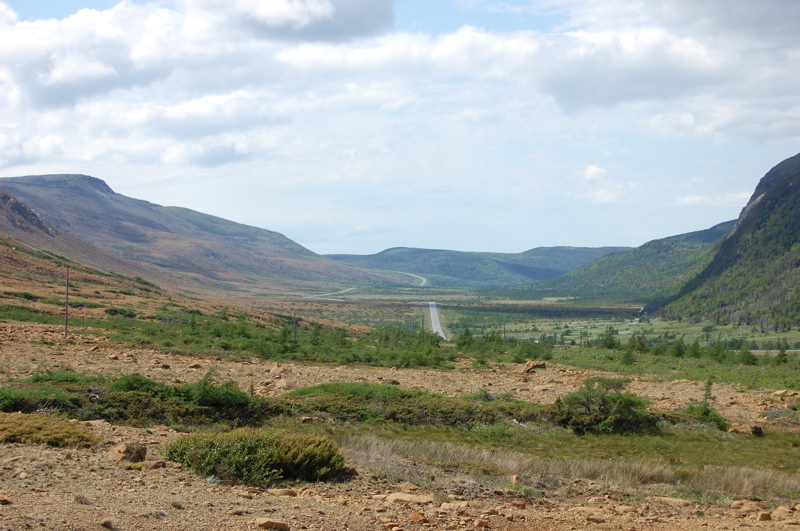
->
681, 402, 729, 431
284, 382, 546, 427
164, 428, 345, 485
553, 377, 658, 435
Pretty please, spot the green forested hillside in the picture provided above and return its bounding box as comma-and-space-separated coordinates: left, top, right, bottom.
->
508, 221, 735, 302
659, 153, 800, 330
326, 246, 629, 287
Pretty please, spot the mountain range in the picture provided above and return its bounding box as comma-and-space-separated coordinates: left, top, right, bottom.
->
326, 246, 629, 286
0, 174, 631, 295
508, 220, 736, 302
0, 148, 798, 332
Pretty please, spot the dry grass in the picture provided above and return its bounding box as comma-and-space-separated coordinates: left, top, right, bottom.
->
339, 434, 800, 503
688, 465, 800, 499
0, 412, 101, 447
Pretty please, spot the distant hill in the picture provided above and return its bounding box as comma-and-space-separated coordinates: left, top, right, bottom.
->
658, 152, 800, 330
326, 246, 629, 287
0, 175, 407, 297
509, 221, 736, 302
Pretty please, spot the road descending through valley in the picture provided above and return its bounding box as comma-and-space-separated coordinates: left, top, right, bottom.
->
428, 302, 446, 340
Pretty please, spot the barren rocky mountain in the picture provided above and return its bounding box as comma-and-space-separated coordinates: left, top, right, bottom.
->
0, 190, 166, 284
0, 175, 407, 299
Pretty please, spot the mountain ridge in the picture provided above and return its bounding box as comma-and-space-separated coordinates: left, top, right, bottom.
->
658, 152, 800, 329
509, 220, 736, 302
0, 175, 407, 297
326, 245, 630, 286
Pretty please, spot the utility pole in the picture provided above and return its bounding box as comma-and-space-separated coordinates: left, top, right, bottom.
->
292, 309, 297, 346
64, 266, 69, 339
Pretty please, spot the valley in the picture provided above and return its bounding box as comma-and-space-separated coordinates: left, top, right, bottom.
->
0, 152, 800, 530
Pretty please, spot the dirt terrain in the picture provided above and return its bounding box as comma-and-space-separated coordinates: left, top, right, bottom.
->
2, 322, 800, 530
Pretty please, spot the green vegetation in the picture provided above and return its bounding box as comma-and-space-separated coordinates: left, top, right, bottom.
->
553, 377, 658, 435
284, 382, 546, 427
326, 246, 629, 287
165, 428, 345, 485
660, 159, 800, 330
508, 221, 734, 303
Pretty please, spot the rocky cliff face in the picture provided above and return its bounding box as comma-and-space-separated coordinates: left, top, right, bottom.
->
660, 152, 800, 329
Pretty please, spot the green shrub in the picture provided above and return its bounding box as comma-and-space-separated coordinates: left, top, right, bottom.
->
164, 428, 345, 485
554, 377, 658, 435
24, 370, 105, 386
0, 386, 83, 413
105, 307, 137, 318
107, 373, 173, 400
284, 382, 545, 428
681, 402, 729, 431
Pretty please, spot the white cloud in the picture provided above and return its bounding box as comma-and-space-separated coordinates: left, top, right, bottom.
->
0, 0, 797, 253
579, 165, 630, 204
39, 52, 118, 85
676, 191, 751, 207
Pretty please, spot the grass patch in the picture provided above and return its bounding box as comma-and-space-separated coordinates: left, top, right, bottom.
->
0, 412, 101, 447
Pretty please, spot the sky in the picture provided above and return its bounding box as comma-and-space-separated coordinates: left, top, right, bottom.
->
0, 1, 798, 255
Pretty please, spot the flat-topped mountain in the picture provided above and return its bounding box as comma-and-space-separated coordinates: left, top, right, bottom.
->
0, 175, 406, 297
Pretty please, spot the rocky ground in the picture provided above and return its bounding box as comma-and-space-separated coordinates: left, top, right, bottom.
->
2, 323, 800, 530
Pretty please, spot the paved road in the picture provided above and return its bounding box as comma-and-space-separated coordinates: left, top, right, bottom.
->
392, 271, 428, 286
428, 302, 446, 340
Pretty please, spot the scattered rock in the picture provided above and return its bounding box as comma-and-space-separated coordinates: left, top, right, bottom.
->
267, 488, 300, 497
441, 501, 470, 510
474, 518, 490, 528
386, 493, 435, 504
731, 500, 767, 512
256, 519, 290, 530
647, 496, 692, 507
568, 507, 605, 515
522, 361, 546, 373
106, 442, 147, 463
408, 512, 428, 523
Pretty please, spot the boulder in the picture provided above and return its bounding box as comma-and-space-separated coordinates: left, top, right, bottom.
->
106, 442, 147, 463
386, 492, 435, 504
256, 519, 290, 530
646, 496, 692, 507
522, 361, 546, 373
